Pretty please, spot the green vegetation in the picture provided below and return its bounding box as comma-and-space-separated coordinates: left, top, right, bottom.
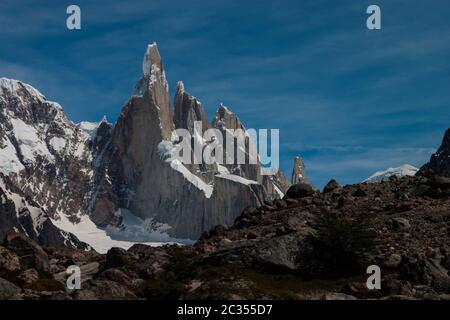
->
314, 212, 376, 278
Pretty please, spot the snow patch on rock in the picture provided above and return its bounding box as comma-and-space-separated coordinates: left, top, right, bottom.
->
49, 137, 67, 153
0, 138, 25, 174
216, 173, 258, 186
0, 77, 45, 101
170, 159, 214, 198
78, 121, 100, 139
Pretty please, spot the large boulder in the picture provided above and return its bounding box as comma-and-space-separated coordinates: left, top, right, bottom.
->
284, 183, 315, 199
106, 247, 131, 269
0, 246, 21, 271
424, 258, 450, 291
323, 179, 341, 193
73, 279, 137, 300
5, 233, 50, 272
204, 229, 316, 272
0, 277, 21, 299
126, 244, 172, 278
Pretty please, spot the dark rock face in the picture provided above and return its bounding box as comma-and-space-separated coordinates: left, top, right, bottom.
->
0, 185, 20, 244
91, 118, 113, 157
174, 81, 210, 134
0, 277, 20, 300
284, 183, 315, 199
0, 175, 88, 250
37, 219, 88, 250
0, 78, 95, 221
4, 233, 50, 272
323, 179, 341, 193
106, 247, 129, 269
0, 246, 20, 271
418, 128, 450, 177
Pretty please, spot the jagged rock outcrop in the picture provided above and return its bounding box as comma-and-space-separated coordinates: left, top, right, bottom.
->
291, 155, 309, 185
0, 277, 20, 300
0, 77, 110, 249
0, 77, 98, 221
283, 183, 315, 199
323, 179, 341, 193
174, 81, 210, 134
261, 172, 290, 200
172, 81, 215, 179
418, 128, 450, 177
90, 43, 268, 239
211, 104, 291, 200
0, 43, 299, 244
89, 117, 113, 157
211, 104, 259, 179
176, 84, 289, 205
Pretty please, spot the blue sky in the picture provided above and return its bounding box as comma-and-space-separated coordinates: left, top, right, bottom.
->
1, 0, 450, 188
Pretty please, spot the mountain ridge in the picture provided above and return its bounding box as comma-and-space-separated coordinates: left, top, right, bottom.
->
0, 43, 306, 249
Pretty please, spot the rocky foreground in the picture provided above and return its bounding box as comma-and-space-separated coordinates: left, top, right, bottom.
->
1, 173, 450, 300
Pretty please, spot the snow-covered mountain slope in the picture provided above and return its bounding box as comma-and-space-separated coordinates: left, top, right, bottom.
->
364, 164, 419, 183
0, 77, 181, 251
0, 174, 89, 249
0, 77, 95, 219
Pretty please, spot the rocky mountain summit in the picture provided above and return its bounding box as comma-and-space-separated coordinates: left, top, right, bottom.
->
291, 155, 309, 184
89, 43, 291, 240
0, 43, 302, 249
0, 77, 101, 221
0, 77, 97, 250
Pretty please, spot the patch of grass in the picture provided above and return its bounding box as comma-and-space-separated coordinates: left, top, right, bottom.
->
240, 268, 364, 299
187, 264, 365, 299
